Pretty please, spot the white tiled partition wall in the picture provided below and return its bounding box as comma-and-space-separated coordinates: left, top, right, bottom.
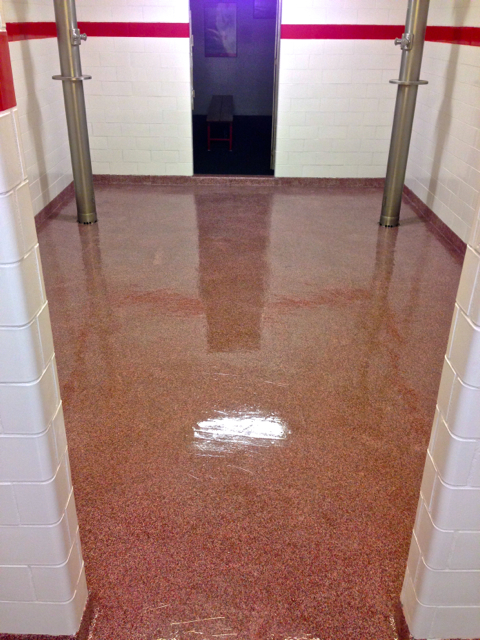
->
406, 2, 480, 243
3, 0, 72, 217
0, 7, 88, 632
83, 35, 192, 177
4, 0, 193, 185
275, 0, 402, 180
402, 204, 480, 638
276, 0, 480, 242
78, 0, 192, 177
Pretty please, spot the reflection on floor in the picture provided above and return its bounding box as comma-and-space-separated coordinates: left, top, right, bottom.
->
36, 183, 463, 640
193, 115, 274, 175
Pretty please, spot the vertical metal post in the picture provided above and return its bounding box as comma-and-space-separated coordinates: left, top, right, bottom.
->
53, 0, 97, 224
379, 0, 430, 228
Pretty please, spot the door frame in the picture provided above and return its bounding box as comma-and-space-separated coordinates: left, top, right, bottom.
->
270, 0, 283, 172
188, 0, 282, 175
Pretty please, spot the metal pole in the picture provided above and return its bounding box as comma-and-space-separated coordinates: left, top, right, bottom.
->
379, 0, 430, 227
53, 0, 97, 224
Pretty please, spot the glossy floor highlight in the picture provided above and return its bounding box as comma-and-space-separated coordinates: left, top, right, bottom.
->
37, 184, 463, 640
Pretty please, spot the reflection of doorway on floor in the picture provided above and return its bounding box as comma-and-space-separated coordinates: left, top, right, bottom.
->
190, 0, 277, 176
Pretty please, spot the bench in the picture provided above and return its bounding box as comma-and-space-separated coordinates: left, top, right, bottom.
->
207, 95, 234, 151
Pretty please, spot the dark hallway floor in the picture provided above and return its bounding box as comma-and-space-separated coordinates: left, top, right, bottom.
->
35, 183, 463, 640
193, 116, 274, 175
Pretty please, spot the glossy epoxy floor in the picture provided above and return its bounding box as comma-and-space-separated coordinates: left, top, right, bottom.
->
37, 184, 463, 640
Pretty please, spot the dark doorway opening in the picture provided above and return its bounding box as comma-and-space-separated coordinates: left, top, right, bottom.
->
190, 0, 277, 176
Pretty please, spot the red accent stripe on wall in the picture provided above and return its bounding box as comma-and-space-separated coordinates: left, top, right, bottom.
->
281, 24, 403, 40
78, 22, 189, 38
426, 26, 480, 47
6, 22, 56, 41
6, 21, 190, 42
281, 23, 480, 46
6, 22, 479, 46
0, 31, 17, 110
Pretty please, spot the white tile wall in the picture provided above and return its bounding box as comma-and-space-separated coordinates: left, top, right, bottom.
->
281, 0, 480, 27
3, 0, 189, 24
402, 199, 480, 638
5, 0, 192, 189
277, 0, 480, 243
0, 245, 47, 326
7, 36, 73, 217
83, 35, 193, 176
0, 18, 87, 625
406, 41, 480, 243
275, 38, 398, 178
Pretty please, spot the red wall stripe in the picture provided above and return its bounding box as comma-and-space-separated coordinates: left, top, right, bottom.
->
6, 21, 190, 41
6, 22, 479, 47
6, 22, 56, 41
281, 24, 403, 40
281, 23, 480, 46
426, 26, 480, 47
78, 22, 190, 38
0, 31, 17, 111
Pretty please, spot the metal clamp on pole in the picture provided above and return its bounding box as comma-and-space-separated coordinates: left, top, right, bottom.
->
379, 0, 430, 228
71, 28, 87, 46
53, 0, 97, 225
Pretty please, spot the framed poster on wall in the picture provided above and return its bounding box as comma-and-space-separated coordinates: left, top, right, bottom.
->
253, 0, 276, 19
204, 3, 237, 57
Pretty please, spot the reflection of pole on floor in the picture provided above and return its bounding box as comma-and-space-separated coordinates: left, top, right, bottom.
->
380, 0, 430, 228
53, 0, 97, 225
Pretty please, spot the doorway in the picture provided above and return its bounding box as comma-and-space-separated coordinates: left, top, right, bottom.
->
190, 0, 280, 175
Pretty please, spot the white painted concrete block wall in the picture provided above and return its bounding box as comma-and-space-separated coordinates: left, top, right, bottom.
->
276, 0, 401, 179
3, 0, 72, 217
83, 35, 192, 177
78, 0, 193, 176
406, 36, 480, 244
402, 205, 480, 638
4, 0, 192, 185
277, 0, 480, 243
275, 36, 398, 179
0, 9, 87, 633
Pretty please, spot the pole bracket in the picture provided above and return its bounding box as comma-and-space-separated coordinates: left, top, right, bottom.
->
52, 75, 92, 81
71, 28, 87, 46
389, 79, 428, 86
394, 32, 414, 50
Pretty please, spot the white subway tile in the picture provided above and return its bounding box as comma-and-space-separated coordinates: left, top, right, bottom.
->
413, 496, 455, 572
429, 414, 478, 486
447, 531, 480, 570
448, 306, 480, 387
0, 495, 74, 565
429, 471, 480, 531
461, 248, 480, 326
414, 556, 480, 606
13, 456, 72, 525
0, 422, 57, 483
0, 302, 55, 383
31, 531, 83, 602
0, 245, 46, 326
430, 605, 480, 640
401, 569, 436, 640
0, 110, 24, 195
0, 181, 37, 264
420, 451, 438, 511
0, 566, 87, 635
436, 358, 456, 421
0, 566, 36, 602
0, 356, 60, 435
0, 484, 20, 525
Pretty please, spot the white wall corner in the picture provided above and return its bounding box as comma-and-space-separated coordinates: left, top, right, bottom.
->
0, 66, 87, 635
